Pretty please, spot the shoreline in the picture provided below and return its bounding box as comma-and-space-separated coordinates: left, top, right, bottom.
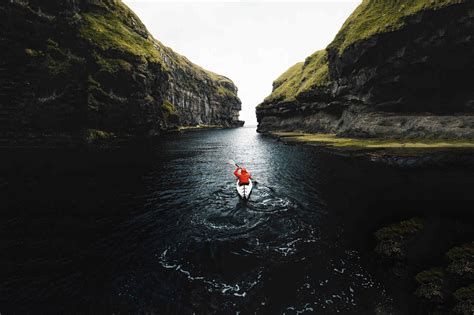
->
262, 131, 474, 167
175, 124, 227, 132
267, 131, 474, 149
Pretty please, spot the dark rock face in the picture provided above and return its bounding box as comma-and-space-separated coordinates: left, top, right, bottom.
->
0, 0, 242, 141
257, 1, 474, 139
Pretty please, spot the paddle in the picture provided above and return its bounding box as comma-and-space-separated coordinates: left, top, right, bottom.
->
227, 160, 258, 185
227, 159, 240, 168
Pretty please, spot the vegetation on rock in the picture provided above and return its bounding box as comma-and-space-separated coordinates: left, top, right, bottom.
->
94, 53, 133, 73
264, 50, 329, 103
447, 243, 474, 262
258, 0, 472, 141
0, 0, 242, 139
375, 218, 423, 240
446, 242, 474, 279
263, 0, 465, 105
407, 243, 474, 311
327, 0, 464, 55
453, 284, 474, 314
44, 39, 84, 76
79, 12, 162, 64
415, 267, 445, 284
161, 100, 178, 120
373, 217, 424, 259
85, 129, 114, 143
271, 132, 474, 149
454, 284, 474, 301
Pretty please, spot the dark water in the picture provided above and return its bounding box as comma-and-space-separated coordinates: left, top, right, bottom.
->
1, 127, 473, 314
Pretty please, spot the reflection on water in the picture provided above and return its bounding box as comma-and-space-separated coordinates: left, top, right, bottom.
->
1, 127, 473, 313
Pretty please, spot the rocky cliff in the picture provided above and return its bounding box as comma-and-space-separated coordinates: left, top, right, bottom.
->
257, 0, 474, 139
0, 0, 243, 142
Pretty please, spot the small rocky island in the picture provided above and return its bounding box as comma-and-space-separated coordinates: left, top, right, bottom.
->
0, 0, 243, 144
257, 0, 473, 141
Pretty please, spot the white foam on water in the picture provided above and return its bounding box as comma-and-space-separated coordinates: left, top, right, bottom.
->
159, 247, 263, 298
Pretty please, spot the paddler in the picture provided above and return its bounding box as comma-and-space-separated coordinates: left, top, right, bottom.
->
234, 167, 252, 186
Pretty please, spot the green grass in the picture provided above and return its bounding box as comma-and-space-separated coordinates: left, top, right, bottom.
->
272, 132, 474, 149
162, 100, 177, 115
159, 45, 237, 98
261, 0, 465, 106
85, 129, 114, 142
265, 50, 329, 103
415, 267, 445, 284
375, 218, 424, 241
217, 85, 236, 98
79, 2, 238, 102
43, 39, 84, 76
94, 53, 133, 73
87, 75, 105, 94
178, 124, 224, 131
161, 99, 179, 121
328, 0, 464, 55
24, 48, 43, 57
79, 12, 162, 64
144, 94, 154, 103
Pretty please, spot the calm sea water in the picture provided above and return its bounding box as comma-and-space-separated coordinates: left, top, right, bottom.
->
1, 127, 473, 313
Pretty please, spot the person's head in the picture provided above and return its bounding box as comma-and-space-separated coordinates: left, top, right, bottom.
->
241, 168, 247, 173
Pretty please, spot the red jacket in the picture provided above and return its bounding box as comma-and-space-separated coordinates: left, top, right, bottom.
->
234, 168, 251, 184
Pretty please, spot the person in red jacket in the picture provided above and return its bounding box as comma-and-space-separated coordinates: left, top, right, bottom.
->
234, 167, 252, 185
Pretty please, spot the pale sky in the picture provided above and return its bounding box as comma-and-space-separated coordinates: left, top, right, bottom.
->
123, 0, 361, 126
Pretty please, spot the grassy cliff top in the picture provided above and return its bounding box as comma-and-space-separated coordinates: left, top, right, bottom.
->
79, 0, 237, 98
80, 11, 162, 63
260, 0, 465, 106
264, 50, 329, 104
328, 0, 464, 55
158, 44, 236, 97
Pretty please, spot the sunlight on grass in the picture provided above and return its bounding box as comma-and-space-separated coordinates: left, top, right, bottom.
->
264, 50, 329, 104
178, 125, 224, 131
272, 132, 474, 149
328, 0, 463, 55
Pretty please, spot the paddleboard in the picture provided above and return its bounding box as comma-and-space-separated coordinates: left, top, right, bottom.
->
236, 179, 253, 199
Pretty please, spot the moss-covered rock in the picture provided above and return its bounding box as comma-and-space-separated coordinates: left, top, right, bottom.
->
161, 99, 179, 124
454, 284, 474, 301
453, 284, 474, 315
408, 243, 474, 312
94, 54, 133, 74
374, 218, 423, 259
327, 0, 464, 55
375, 218, 424, 241
0, 0, 242, 142
447, 243, 474, 262
414, 267, 446, 303
84, 128, 115, 143
79, 11, 162, 64
257, 0, 474, 140
264, 50, 329, 104
415, 267, 445, 285
447, 243, 474, 279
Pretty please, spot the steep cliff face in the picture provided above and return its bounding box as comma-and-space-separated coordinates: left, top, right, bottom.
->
257, 0, 474, 139
0, 0, 242, 141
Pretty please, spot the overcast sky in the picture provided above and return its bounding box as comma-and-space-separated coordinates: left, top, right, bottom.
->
123, 0, 361, 125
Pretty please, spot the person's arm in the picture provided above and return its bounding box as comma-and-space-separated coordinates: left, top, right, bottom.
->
234, 168, 241, 177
